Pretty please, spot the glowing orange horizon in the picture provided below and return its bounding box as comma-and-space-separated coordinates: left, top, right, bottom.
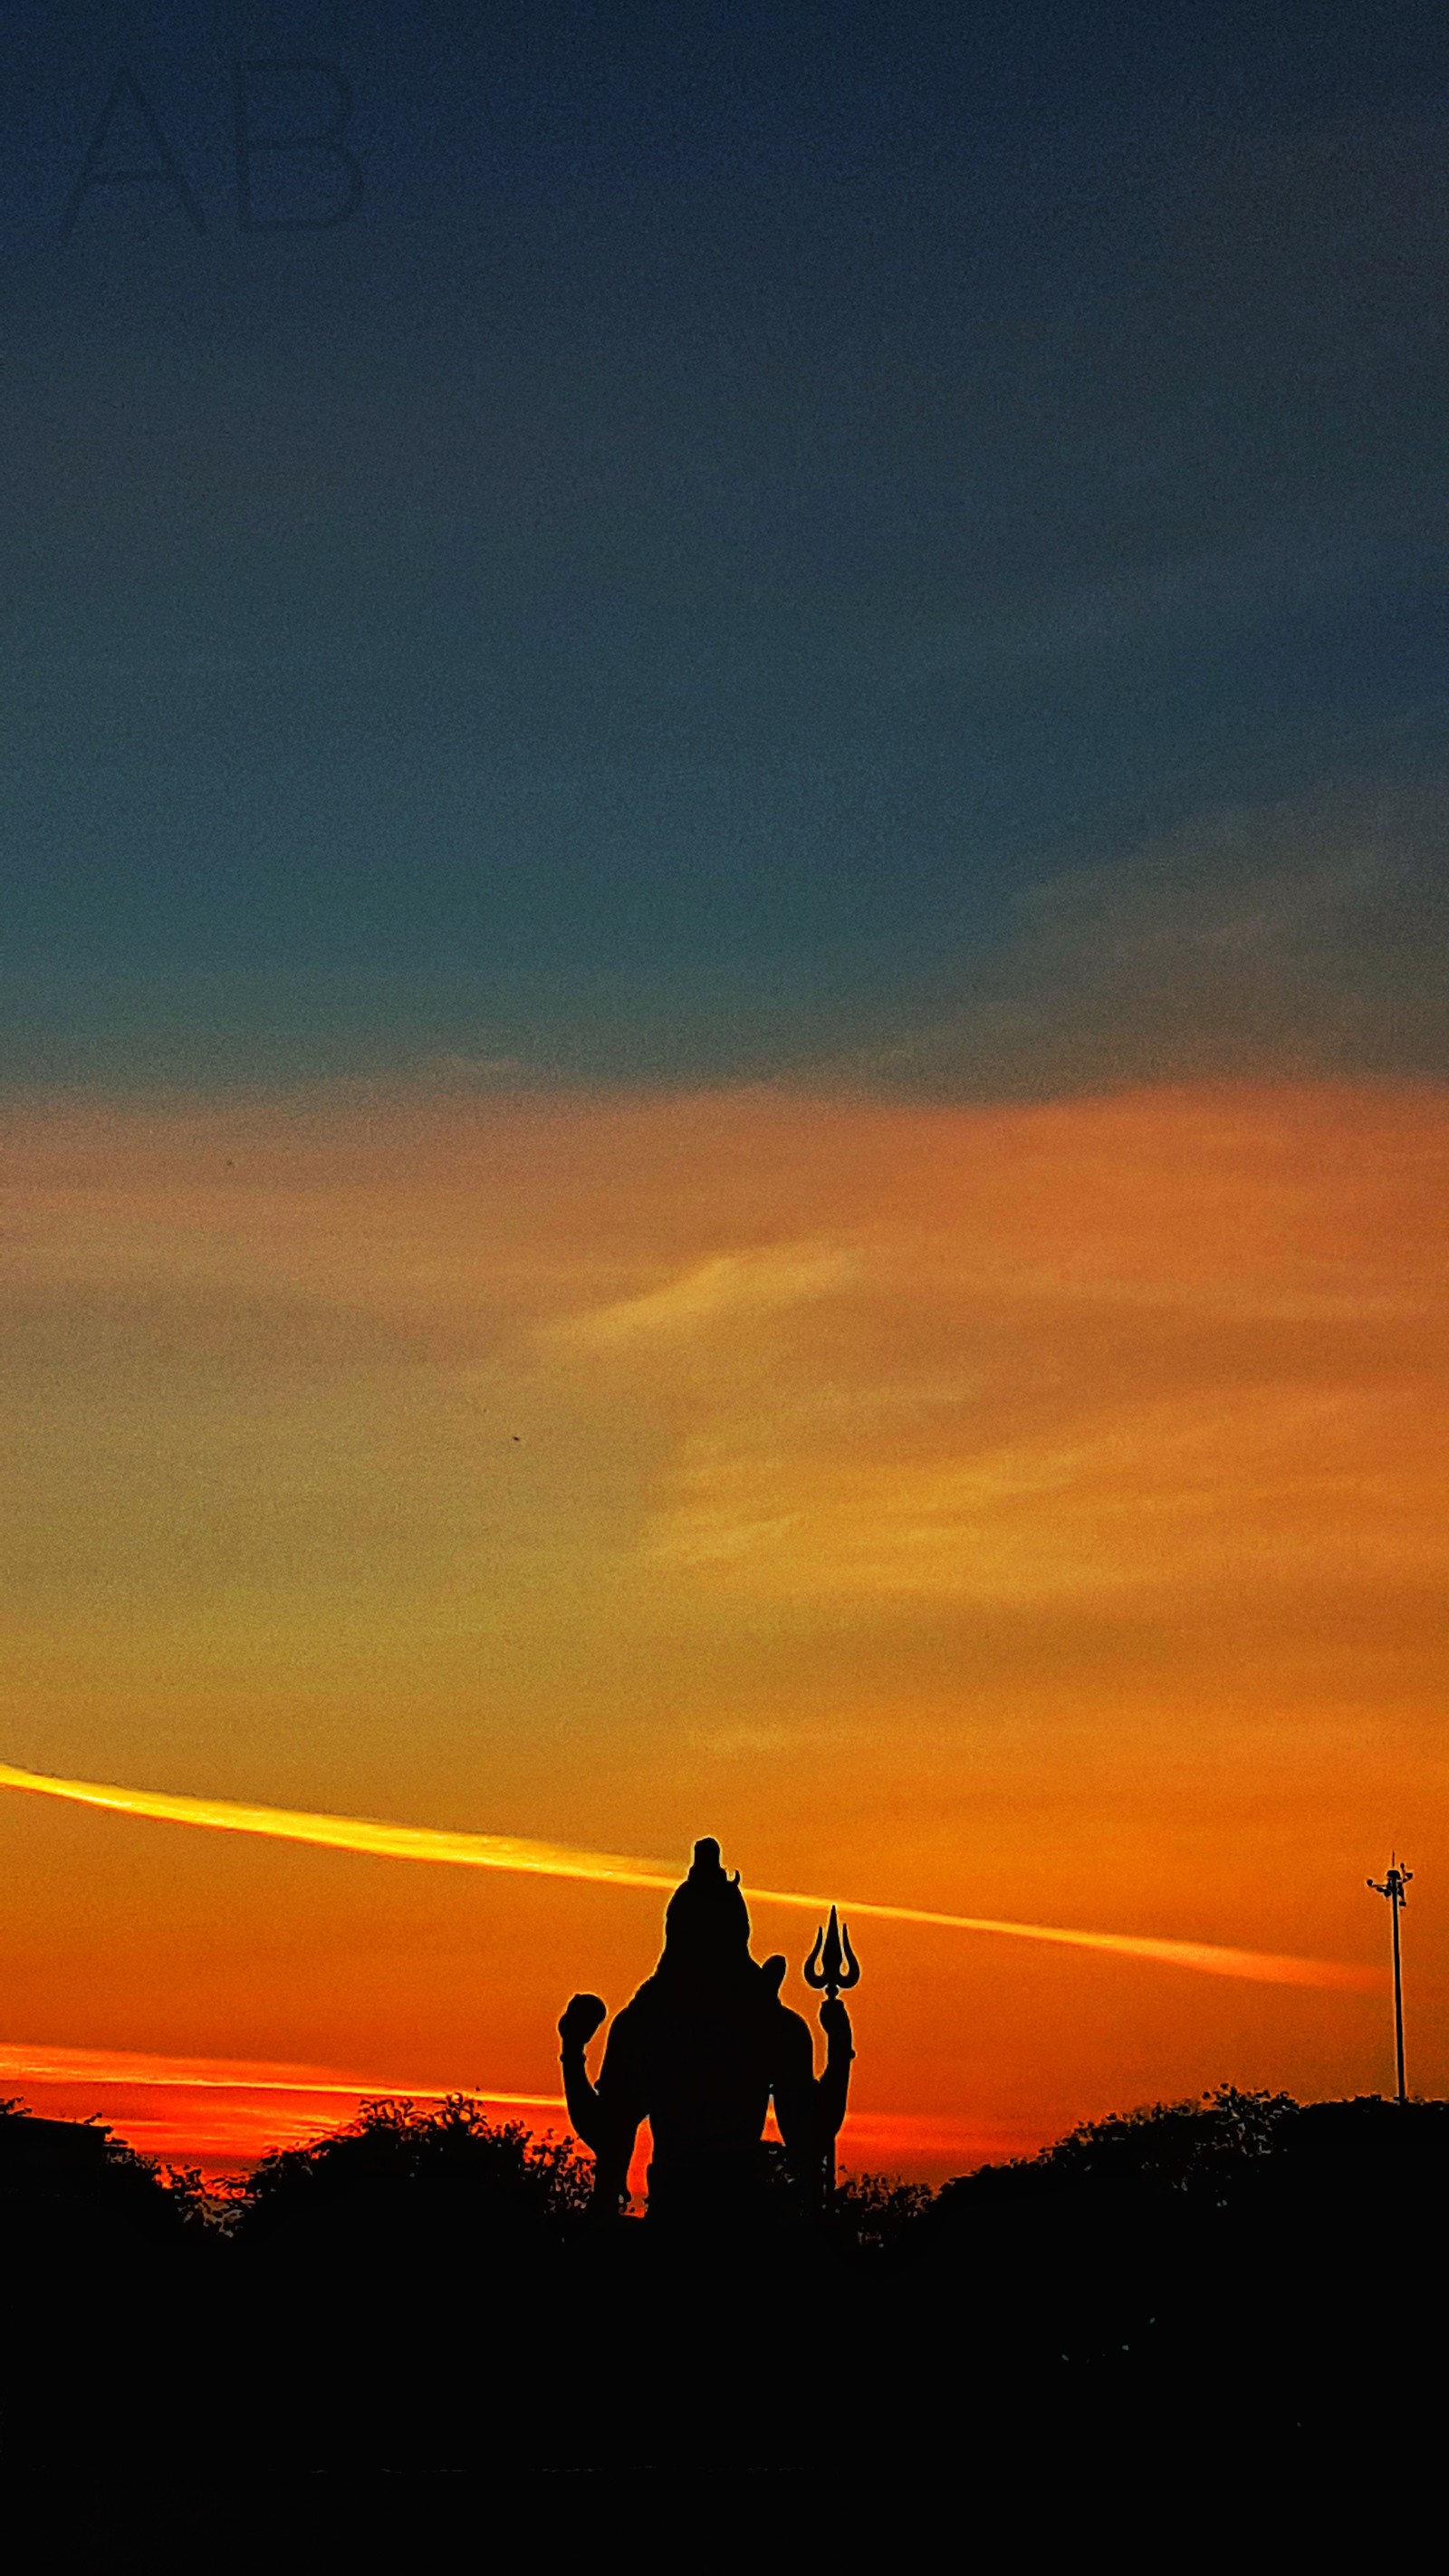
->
0, 1760, 1379, 1993
0, 2039, 1035, 2177
0, 2037, 564, 2109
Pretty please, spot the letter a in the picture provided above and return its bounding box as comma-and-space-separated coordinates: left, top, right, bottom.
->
62, 68, 206, 238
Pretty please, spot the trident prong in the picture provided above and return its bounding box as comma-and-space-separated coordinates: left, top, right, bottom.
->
802, 1904, 860, 2002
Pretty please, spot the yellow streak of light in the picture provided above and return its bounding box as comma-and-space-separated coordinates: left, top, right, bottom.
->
0, 1761, 1378, 1992
0, 2038, 563, 2108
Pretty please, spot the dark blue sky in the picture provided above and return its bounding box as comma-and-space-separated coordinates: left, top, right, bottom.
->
3, 1, 1446, 1085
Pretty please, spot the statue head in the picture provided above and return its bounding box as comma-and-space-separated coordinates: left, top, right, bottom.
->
661, 1836, 752, 1971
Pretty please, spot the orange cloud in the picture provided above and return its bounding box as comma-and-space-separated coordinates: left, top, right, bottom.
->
0, 2039, 566, 2169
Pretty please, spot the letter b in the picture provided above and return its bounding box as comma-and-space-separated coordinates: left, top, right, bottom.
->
234, 61, 362, 232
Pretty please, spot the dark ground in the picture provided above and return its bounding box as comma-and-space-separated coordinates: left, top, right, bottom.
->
2, 2087, 1442, 2501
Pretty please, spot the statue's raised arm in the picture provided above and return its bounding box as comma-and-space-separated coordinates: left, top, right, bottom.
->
557, 1990, 640, 2215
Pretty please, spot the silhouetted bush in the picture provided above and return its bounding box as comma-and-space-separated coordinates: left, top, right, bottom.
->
0, 2099, 197, 2253
833, 2168, 936, 2249
933, 2081, 1297, 2219
4, 2088, 1444, 2486
237, 2092, 595, 2254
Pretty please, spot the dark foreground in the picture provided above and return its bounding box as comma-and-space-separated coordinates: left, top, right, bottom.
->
3, 2088, 1444, 2493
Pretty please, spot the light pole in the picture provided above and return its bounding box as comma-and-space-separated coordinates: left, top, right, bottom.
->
1367, 1857, 1413, 2104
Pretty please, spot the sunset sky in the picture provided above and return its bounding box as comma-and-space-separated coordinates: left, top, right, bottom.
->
2, 3, 1445, 2177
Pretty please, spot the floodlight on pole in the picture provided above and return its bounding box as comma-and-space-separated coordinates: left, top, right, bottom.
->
1366, 1857, 1412, 2104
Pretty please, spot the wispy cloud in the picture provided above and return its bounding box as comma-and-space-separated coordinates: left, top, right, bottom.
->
655, 1379, 1444, 1607
857, 788, 1449, 1097
0, 2041, 568, 2170
0, 2037, 560, 2110
0, 1762, 1378, 1991
553, 1242, 858, 1347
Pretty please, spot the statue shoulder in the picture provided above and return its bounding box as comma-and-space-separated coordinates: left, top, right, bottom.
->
611, 1976, 663, 2033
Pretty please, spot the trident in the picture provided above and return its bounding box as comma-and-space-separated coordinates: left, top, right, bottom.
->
802, 1905, 860, 2210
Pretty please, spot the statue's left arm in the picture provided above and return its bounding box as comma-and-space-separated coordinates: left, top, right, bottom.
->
814, 1994, 855, 2144
772, 2000, 854, 2177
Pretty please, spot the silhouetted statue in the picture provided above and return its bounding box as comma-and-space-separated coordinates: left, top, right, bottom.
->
558, 1838, 854, 2222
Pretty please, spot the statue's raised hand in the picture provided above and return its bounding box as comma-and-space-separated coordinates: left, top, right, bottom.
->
558, 1991, 608, 2049
819, 1994, 855, 2058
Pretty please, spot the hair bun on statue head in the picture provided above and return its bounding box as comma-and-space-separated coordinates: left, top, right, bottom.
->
689, 1835, 739, 1885
663, 1834, 751, 1956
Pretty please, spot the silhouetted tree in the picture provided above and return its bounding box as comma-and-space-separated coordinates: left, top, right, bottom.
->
238, 2093, 594, 2252
833, 2169, 936, 2250
5, 2084, 1444, 2488
0, 2098, 197, 2250
933, 2081, 1298, 2218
